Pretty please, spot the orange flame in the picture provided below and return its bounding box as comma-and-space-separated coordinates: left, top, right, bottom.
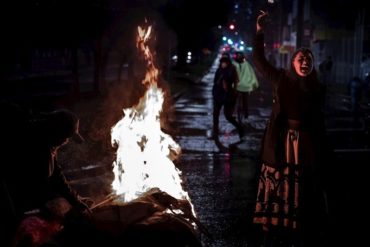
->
137, 26, 158, 87
111, 25, 193, 214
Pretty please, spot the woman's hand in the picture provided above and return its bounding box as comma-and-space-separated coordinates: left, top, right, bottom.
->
256, 10, 268, 33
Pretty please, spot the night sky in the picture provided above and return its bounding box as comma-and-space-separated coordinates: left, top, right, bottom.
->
1, 0, 368, 57
1, 0, 369, 78
1, 1, 232, 49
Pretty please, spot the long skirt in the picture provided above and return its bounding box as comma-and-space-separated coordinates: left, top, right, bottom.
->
253, 129, 302, 231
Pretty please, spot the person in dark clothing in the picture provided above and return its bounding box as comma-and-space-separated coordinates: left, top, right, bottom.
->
348, 76, 363, 123
1, 107, 90, 246
319, 56, 333, 85
252, 11, 328, 247
212, 56, 244, 140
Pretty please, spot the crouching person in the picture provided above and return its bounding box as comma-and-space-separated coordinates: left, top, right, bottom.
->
3, 109, 93, 247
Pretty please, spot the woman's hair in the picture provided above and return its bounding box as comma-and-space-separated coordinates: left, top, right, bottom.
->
289, 48, 315, 76
220, 56, 231, 65
235, 52, 245, 63
221, 52, 230, 58
287, 48, 321, 92
290, 48, 314, 68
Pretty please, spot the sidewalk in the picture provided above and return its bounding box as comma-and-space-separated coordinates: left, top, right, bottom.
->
321, 83, 369, 246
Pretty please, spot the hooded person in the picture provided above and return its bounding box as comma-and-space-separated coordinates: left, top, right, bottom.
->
3, 109, 91, 234
212, 56, 244, 140
251, 11, 328, 247
41, 109, 85, 146
232, 51, 259, 124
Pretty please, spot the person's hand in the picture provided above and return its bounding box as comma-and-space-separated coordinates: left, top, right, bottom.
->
256, 10, 268, 33
75, 197, 94, 216
80, 196, 95, 208
253, 84, 260, 92
78, 203, 93, 220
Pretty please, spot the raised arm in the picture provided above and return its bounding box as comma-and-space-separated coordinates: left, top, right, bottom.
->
253, 11, 282, 83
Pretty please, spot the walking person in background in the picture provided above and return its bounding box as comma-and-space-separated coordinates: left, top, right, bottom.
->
319, 56, 333, 85
212, 56, 244, 141
252, 11, 328, 247
348, 76, 363, 124
364, 73, 370, 99
232, 51, 259, 126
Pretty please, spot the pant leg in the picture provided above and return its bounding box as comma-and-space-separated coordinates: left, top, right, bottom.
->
213, 100, 222, 135
236, 92, 243, 124
242, 92, 249, 118
224, 100, 244, 137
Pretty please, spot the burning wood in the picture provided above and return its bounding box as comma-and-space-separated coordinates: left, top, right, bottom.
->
92, 23, 204, 246
13, 23, 204, 247
91, 189, 203, 246
110, 24, 194, 217
89, 194, 121, 210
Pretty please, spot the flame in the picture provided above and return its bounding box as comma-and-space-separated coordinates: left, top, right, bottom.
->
111, 25, 192, 206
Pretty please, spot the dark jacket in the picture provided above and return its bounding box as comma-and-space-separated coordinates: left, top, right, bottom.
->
253, 32, 326, 168
213, 65, 238, 103
2, 114, 83, 217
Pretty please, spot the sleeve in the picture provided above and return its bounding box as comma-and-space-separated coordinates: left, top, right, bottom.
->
49, 158, 84, 209
245, 61, 259, 90
232, 65, 239, 88
252, 32, 281, 84
214, 69, 220, 85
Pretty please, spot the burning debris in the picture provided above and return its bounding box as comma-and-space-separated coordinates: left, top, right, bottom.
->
89, 24, 204, 246
9, 23, 205, 247
110, 25, 193, 210
91, 188, 204, 247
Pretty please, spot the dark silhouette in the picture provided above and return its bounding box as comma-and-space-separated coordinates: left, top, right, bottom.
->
319, 56, 333, 85
1, 106, 90, 246
212, 57, 244, 141
348, 76, 363, 123
365, 73, 370, 97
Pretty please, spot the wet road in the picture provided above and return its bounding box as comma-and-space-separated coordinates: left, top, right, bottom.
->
172, 57, 270, 246
61, 55, 271, 246
172, 58, 370, 246
61, 55, 370, 246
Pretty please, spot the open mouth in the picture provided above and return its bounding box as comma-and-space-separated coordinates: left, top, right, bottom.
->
300, 66, 309, 73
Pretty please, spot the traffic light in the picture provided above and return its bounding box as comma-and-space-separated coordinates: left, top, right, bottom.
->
229, 24, 235, 30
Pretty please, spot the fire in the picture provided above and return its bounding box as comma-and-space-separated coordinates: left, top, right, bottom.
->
111, 25, 192, 206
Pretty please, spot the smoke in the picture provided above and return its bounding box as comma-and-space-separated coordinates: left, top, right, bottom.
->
58, 12, 177, 201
